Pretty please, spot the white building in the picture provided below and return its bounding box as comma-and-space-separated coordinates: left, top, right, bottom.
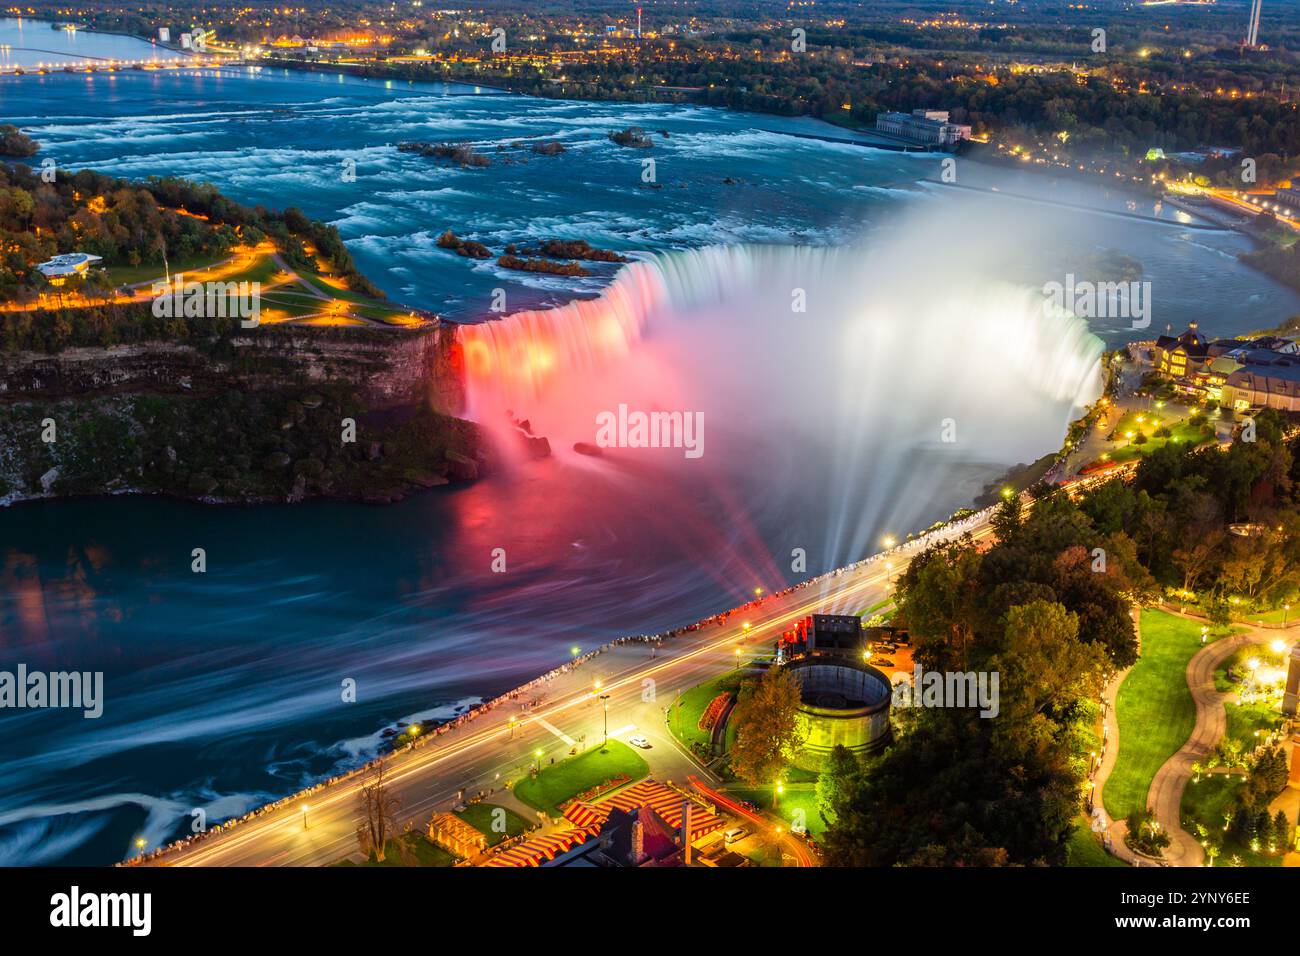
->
36, 253, 103, 286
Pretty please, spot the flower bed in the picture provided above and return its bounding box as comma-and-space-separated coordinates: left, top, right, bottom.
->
698, 693, 732, 731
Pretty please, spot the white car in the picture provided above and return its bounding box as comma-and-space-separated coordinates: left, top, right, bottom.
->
627, 734, 652, 749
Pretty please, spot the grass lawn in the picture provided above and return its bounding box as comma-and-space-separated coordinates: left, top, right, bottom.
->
223, 253, 283, 286
1214, 643, 1290, 693
332, 831, 457, 867
295, 270, 414, 323
1065, 818, 1127, 867
1236, 606, 1293, 624
512, 740, 649, 814
103, 253, 225, 286
454, 802, 531, 846
1180, 774, 1284, 867
1224, 699, 1285, 745
668, 672, 745, 752
1105, 609, 1221, 821
859, 597, 893, 617
727, 785, 828, 838
1109, 428, 1212, 462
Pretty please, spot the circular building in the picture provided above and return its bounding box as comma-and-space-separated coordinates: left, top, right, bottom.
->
785, 658, 892, 771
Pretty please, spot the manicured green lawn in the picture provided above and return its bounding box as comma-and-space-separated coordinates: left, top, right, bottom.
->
1105, 609, 1221, 821
104, 253, 224, 286
454, 802, 531, 846
332, 831, 457, 867
1224, 699, 1284, 745
512, 740, 649, 814
1180, 774, 1283, 868
1236, 606, 1292, 624
1065, 818, 1127, 867
727, 786, 828, 838
668, 672, 744, 752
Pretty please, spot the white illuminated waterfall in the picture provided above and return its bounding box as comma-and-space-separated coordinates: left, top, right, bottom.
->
456, 234, 1104, 575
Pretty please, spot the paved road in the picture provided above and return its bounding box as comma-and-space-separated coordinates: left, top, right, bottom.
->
150, 518, 996, 867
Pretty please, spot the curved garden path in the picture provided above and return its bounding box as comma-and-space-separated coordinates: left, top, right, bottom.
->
1146, 629, 1271, 867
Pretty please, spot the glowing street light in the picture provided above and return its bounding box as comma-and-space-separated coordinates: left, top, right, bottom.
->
598, 694, 611, 746
1271, 639, 1287, 655
302, 804, 311, 829
135, 838, 147, 856
570, 645, 581, 657
881, 535, 896, 549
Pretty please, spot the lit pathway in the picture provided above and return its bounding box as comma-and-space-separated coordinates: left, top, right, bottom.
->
1095, 609, 1139, 865
1146, 627, 1271, 867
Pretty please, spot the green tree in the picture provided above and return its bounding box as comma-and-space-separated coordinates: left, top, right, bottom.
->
815, 744, 860, 826
729, 666, 806, 786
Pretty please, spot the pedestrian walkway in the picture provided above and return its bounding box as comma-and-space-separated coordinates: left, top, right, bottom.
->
1093, 609, 1139, 864
1147, 629, 1271, 866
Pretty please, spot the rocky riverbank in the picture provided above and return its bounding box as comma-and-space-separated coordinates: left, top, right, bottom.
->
0, 322, 514, 507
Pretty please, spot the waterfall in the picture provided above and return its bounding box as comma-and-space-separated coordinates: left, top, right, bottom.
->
454, 240, 1104, 572
457, 243, 1104, 427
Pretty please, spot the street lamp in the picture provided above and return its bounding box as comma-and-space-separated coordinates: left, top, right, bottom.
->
534, 748, 544, 772
598, 694, 611, 747
135, 838, 146, 857
302, 804, 310, 830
